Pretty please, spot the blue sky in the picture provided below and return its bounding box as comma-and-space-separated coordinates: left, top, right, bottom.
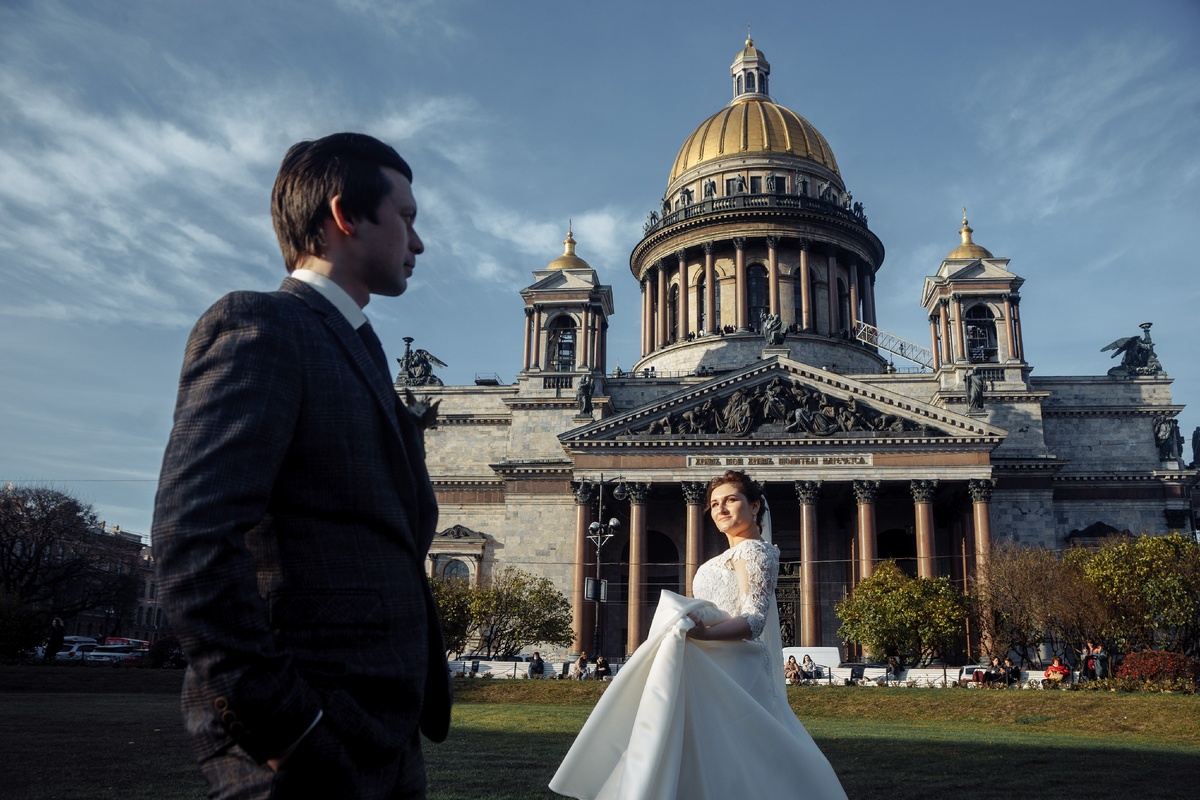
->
2, 0, 1197, 539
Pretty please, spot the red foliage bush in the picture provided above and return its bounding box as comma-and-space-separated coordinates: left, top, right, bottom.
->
1116, 650, 1198, 683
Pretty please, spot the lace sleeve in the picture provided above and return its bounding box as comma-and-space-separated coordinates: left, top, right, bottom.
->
732, 540, 779, 639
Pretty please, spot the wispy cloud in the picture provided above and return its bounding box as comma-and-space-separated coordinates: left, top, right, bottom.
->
969, 32, 1200, 221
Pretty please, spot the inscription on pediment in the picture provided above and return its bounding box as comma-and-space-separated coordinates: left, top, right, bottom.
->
631, 376, 944, 438
689, 454, 873, 468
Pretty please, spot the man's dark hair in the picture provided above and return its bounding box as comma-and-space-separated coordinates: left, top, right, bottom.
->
271, 132, 413, 270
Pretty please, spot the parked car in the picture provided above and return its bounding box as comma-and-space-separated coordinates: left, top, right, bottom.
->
83, 644, 141, 664
119, 648, 151, 668
55, 643, 97, 661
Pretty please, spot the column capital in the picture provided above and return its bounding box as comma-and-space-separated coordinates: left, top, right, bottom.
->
794, 480, 822, 505
798, 238, 811, 251
626, 482, 652, 504
675, 249, 687, 263
853, 479, 880, 504
733, 236, 746, 250
909, 479, 938, 503
968, 478, 995, 503
681, 481, 707, 505
765, 236, 779, 249
571, 481, 594, 505
701, 241, 715, 255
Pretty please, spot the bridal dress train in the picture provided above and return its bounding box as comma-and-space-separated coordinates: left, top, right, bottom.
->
550, 539, 847, 800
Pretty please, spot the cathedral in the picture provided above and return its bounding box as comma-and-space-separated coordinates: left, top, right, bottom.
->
411, 39, 1197, 659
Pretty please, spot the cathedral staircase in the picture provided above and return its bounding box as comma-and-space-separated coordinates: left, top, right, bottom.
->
853, 321, 934, 369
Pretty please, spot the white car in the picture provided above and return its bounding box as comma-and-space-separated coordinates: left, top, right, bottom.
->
55, 643, 97, 661
83, 644, 141, 664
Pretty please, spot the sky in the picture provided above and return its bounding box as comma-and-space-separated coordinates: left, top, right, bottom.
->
1, 0, 1198, 540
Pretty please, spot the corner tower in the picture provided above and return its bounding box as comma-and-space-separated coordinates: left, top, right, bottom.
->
630, 38, 886, 377
519, 229, 614, 377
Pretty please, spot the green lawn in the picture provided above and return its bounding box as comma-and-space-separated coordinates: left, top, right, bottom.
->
2, 666, 1197, 799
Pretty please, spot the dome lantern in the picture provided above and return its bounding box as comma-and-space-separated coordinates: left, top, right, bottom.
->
730, 37, 771, 104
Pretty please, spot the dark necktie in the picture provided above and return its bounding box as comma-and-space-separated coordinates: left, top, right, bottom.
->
357, 322, 392, 383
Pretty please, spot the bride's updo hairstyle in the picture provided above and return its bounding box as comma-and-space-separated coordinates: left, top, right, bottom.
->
705, 470, 766, 530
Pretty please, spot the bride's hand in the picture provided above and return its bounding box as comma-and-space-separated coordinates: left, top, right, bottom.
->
686, 612, 707, 639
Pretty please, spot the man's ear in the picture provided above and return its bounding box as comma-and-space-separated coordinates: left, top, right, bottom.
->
329, 195, 356, 236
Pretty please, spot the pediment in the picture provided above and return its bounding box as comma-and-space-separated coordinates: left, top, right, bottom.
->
525, 268, 599, 292
940, 257, 1016, 282
434, 524, 489, 543
560, 358, 1006, 448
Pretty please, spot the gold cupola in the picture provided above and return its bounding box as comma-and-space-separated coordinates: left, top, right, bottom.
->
546, 228, 592, 271
667, 39, 839, 184
945, 211, 994, 260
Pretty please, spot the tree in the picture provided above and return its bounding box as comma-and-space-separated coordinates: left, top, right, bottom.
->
1078, 532, 1200, 658
0, 485, 139, 619
430, 576, 474, 658
836, 560, 967, 666
974, 543, 1103, 666
469, 567, 573, 659
0, 594, 44, 660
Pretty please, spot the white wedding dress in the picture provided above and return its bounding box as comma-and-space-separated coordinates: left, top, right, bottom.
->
550, 538, 847, 800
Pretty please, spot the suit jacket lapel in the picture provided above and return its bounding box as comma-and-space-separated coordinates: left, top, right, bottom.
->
279, 279, 421, 515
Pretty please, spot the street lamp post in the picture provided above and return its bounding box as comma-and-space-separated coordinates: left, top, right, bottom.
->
586, 474, 624, 659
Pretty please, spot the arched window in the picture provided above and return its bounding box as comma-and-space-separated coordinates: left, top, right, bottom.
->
442, 559, 469, 583
697, 274, 707, 331
965, 305, 998, 362
668, 285, 679, 343
746, 72, 756, 92
748, 264, 768, 329
761, 74, 768, 95
736, 75, 743, 94
837, 278, 851, 333
547, 316, 576, 372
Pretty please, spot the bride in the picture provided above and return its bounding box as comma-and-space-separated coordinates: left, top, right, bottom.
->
550, 470, 847, 799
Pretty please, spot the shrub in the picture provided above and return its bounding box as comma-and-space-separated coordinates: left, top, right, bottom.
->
1116, 650, 1197, 687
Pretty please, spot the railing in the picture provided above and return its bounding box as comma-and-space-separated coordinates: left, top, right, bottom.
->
643, 193, 869, 237
542, 375, 574, 389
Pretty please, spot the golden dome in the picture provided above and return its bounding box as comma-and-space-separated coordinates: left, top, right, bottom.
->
946, 212, 993, 259
668, 99, 840, 184
546, 229, 592, 271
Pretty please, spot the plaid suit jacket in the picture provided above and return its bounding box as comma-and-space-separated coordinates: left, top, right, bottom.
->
153, 278, 450, 768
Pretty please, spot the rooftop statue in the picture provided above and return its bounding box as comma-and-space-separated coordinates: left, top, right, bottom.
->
396, 337, 447, 387
1102, 322, 1163, 377
576, 372, 595, 416
1154, 416, 1184, 462
965, 368, 986, 411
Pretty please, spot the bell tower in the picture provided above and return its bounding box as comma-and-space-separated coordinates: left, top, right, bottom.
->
922, 212, 1030, 393
519, 229, 614, 377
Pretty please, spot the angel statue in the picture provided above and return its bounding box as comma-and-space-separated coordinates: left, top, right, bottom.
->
1102, 323, 1162, 377
396, 336, 447, 386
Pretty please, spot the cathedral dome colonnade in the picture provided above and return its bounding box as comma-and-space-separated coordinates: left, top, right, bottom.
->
631, 39, 887, 379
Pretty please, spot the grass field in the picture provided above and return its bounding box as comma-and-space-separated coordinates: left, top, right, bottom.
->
2, 666, 1197, 799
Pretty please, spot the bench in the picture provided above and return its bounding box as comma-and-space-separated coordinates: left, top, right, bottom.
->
782, 647, 843, 685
